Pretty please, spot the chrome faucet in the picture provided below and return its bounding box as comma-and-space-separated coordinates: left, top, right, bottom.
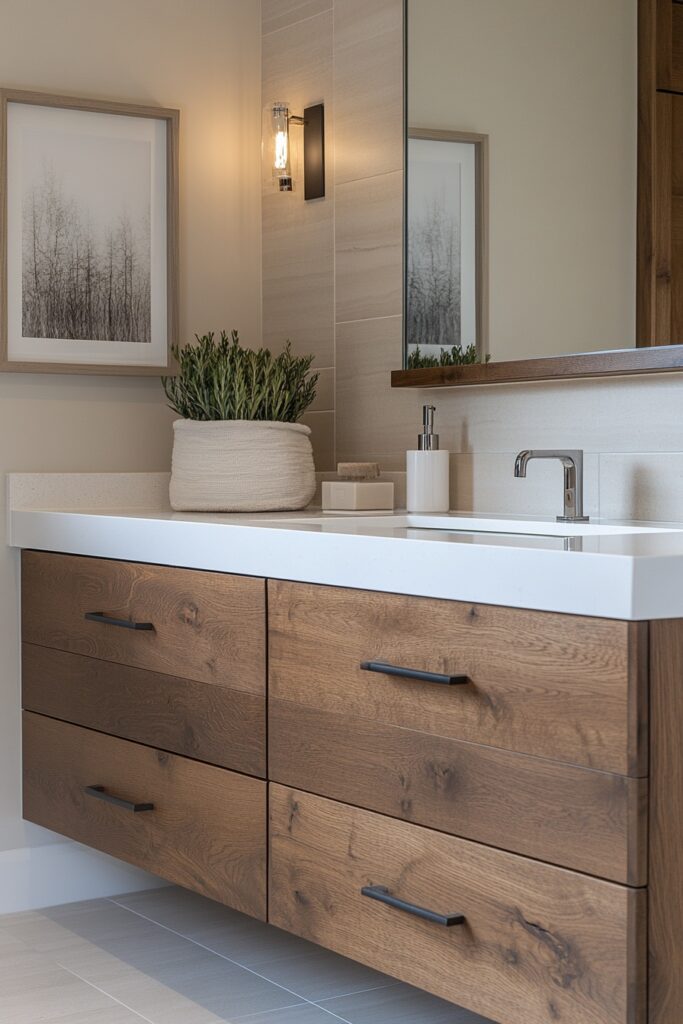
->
514, 449, 589, 523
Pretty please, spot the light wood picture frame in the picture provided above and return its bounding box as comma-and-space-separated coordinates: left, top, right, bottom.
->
0, 88, 179, 374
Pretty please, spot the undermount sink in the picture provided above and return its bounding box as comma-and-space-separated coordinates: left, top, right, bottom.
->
266, 513, 682, 539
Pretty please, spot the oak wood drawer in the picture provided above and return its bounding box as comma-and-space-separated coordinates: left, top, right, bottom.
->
269, 699, 647, 884
270, 786, 646, 1024
23, 712, 267, 919
21, 551, 265, 692
22, 644, 265, 777
268, 580, 647, 775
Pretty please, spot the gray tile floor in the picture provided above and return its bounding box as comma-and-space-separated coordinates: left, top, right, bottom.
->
0, 887, 493, 1023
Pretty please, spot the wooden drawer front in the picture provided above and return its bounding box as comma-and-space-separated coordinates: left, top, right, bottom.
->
22, 551, 265, 692
22, 644, 265, 778
270, 700, 647, 884
268, 581, 647, 776
270, 786, 645, 1024
23, 712, 267, 920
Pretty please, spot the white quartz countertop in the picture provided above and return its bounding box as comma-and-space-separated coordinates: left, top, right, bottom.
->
8, 473, 683, 620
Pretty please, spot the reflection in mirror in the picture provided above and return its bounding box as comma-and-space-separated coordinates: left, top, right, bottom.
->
405, 0, 637, 369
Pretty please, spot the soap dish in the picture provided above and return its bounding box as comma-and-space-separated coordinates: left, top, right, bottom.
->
322, 463, 394, 512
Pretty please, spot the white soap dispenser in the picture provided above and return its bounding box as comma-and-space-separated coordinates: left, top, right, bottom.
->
406, 404, 450, 512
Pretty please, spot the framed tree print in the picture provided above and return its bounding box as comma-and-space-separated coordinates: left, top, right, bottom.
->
0, 89, 178, 373
406, 128, 488, 366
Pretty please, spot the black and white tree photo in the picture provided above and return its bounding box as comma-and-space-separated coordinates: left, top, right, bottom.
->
21, 133, 151, 344
406, 135, 480, 361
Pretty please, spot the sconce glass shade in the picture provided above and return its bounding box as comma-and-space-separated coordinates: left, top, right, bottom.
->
272, 103, 292, 192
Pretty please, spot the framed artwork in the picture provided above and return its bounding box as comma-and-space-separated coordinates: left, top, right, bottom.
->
0, 89, 179, 374
406, 128, 488, 362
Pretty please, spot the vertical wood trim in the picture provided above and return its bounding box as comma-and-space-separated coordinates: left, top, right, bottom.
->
655, 93, 674, 343
629, 621, 651, 777
638, 0, 658, 345
656, 0, 674, 90
648, 618, 683, 1024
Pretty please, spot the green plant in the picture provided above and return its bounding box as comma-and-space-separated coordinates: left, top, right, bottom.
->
162, 331, 318, 422
406, 343, 491, 370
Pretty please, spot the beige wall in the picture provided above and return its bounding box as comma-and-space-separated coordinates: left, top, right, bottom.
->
0, 0, 261, 872
263, 0, 683, 525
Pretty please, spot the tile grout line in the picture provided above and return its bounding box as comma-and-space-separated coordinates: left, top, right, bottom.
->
56, 962, 156, 1024
107, 898, 384, 1021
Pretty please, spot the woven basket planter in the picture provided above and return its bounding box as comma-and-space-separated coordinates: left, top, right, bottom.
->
169, 419, 316, 512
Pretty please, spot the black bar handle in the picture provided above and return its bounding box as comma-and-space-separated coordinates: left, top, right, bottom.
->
360, 661, 468, 686
85, 611, 155, 632
85, 785, 154, 813
361, 885, 465, 927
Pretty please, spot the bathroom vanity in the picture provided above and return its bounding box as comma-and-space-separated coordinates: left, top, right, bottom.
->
10, 480, 683, 1024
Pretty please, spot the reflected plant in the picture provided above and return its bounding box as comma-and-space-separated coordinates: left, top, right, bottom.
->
407, 343, 491, 370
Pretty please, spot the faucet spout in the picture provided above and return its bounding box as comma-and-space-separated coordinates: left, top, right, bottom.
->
513, 449, 589, 523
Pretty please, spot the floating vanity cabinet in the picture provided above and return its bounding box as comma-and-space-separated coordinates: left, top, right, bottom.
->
20, 550, 267, 919
19, 554, 683, 1024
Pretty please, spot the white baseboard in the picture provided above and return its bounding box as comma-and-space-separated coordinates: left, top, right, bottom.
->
0, 840, 167, 915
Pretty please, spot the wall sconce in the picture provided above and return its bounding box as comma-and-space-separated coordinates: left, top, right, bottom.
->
270, 102, 325, 200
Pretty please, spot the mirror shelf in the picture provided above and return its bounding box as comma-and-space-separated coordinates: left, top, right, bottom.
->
392, 345, 683, 389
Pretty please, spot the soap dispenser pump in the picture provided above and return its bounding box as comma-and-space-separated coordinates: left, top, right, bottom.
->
406, 405, 450, 512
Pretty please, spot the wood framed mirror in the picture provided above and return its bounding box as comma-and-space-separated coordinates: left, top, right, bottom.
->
392, 0, 683, 389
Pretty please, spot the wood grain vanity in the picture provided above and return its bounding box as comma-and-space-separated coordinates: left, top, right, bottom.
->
18, 549, 683, 1024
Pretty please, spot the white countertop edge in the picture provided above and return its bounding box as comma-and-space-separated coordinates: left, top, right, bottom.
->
8, 507, 649, 620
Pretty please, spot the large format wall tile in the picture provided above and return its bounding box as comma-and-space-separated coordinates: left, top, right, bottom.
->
333, 0, 403, 184
262, 191, 334, 363
301, 409, 335, 471
335, 171, 404, 324
262, 6, 335, 466
336, 316, 419, 469
262, 0, 332, 35
599, 452, 683, 521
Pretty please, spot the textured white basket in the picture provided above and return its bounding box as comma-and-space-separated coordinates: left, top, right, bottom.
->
169, 419, 316, 512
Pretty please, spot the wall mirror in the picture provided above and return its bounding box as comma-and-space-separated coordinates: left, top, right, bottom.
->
393, 0, 683, 388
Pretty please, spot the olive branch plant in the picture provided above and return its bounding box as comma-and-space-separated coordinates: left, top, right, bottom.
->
162, 331, 319, 423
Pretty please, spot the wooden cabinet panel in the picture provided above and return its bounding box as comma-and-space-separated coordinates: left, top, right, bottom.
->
648, 618, 683, 1024
23, 712, 267, 919
21, 551, 265, 692
270, 786, 646, 1024
269, 699, 647, 884
656, 0, 683, 92
268, 580, 647, 775
22, 644, 265, 777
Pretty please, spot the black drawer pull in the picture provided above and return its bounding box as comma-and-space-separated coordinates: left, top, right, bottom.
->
360, 661, 468, 686
85, 785, 154, 813
85, 611, 155, 631
361, 885, 465, 927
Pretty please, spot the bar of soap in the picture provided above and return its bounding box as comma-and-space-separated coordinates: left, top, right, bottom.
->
337, 462, 380, 480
